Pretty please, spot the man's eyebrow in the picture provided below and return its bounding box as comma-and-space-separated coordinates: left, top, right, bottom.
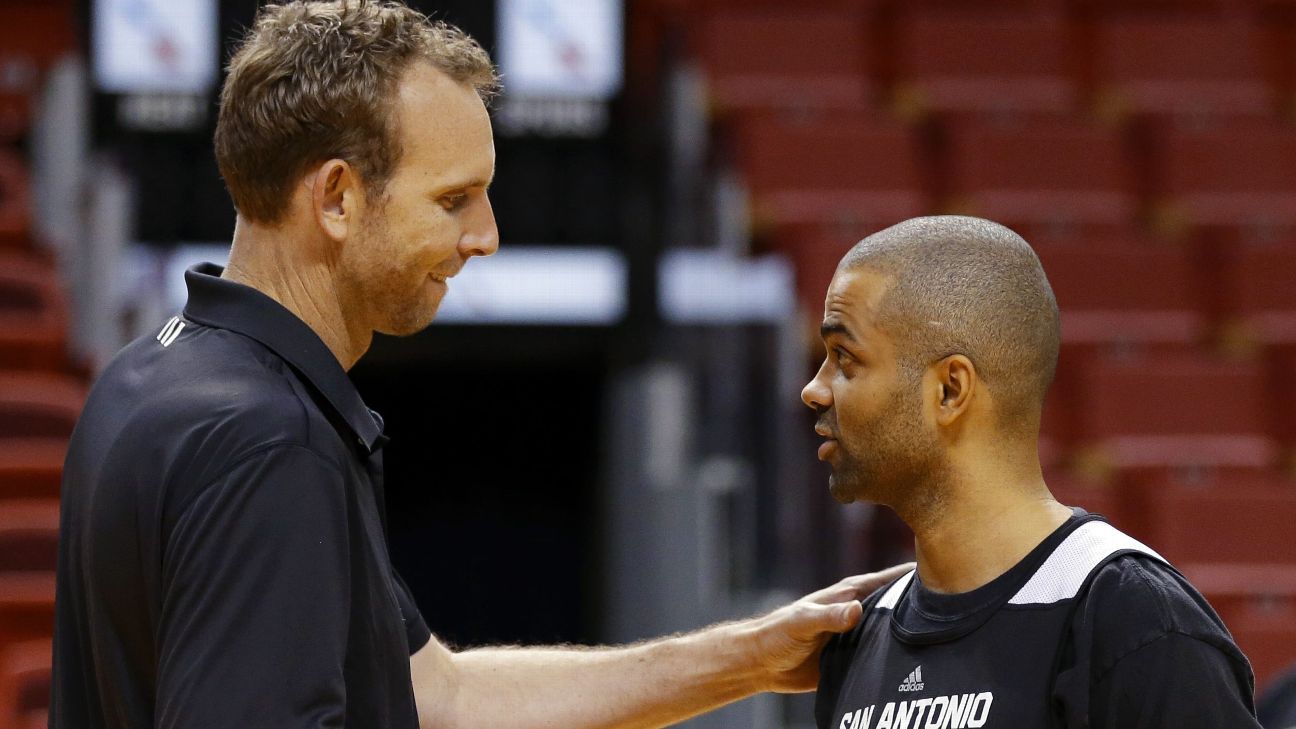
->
820, 320, 856, 342
438, 169, 495, 194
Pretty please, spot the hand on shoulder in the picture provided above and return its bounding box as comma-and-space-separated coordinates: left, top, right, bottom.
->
736, 563, 914, 693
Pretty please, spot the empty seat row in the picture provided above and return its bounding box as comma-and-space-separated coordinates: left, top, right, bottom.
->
1050, 470, 1296, 562
0, 637, 49, 729
1033, 237, 1206, 347
692, 6, 1296, 119
654, 0, 1296, 10
0, 0, 74, 141
736, 113, 1296, 235
0, 439, 66, 502
0, 499, 56, 729
1037, 237, 1296, 348
0, 252, 70, 371
735, 113, 925, 227
1041, 350, 1293, 473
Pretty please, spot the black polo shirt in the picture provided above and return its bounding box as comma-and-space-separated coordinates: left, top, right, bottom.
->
51, 263, 432, 729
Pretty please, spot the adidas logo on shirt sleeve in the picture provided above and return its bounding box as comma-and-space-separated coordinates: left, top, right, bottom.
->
156, 316, 186, 348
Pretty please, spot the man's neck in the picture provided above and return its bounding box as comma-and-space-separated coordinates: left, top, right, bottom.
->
909, 471, 1072, 595
222, 220, 370, 371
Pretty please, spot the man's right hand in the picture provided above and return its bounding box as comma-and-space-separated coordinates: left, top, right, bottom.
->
737, 563, 916, 694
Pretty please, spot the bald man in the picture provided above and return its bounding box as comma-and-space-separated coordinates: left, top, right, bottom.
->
803, 217, 1260, 728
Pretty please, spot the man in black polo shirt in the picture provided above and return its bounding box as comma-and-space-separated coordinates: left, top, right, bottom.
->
50, 3, 910, 728
803, 216, 1261, 728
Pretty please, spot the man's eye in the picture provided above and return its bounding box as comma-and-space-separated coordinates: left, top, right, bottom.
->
440, 194, 468, 211
835, 348, 853, 366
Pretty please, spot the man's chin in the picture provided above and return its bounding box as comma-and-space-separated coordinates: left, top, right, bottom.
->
378, 304, 441, 337
827, 474, 859, 505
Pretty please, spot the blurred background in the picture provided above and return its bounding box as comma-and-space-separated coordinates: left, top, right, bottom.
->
1, 0, 1296, 726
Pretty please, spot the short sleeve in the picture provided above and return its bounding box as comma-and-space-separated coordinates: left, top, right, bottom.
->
1058, 556, 1261, 729
1090, 632, 1261, 729
391, 569, 431, 654
156, 444, 351, 729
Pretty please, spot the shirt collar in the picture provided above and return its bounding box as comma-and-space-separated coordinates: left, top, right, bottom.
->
181, 262, 385, 453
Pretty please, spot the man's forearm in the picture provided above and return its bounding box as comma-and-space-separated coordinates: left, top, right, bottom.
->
444, 623, 763, 729
411, 567, 912, 729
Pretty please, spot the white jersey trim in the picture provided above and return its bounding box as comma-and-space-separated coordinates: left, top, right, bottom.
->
867, 521, 1166, 612
1008, 520, 1166, 605
875, 570, 915, 610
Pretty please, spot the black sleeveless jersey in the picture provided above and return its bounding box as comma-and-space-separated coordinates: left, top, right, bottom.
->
816, 510, 1261, 729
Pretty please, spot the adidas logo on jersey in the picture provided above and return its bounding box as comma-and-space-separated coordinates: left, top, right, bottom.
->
898, 665, 924, 692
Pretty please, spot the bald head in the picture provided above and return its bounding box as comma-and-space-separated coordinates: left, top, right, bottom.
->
840, 216, 1060, 432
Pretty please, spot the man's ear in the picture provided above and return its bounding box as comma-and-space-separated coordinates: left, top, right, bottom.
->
309, 159, 359, 242
933, 354, 977, 428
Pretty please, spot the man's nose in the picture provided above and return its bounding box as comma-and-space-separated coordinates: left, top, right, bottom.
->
461, 195, 499, 258
801, 364, 832, 412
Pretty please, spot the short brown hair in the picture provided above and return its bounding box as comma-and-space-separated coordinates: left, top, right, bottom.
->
214, 0, 500, 224
841, 216, 1062, 433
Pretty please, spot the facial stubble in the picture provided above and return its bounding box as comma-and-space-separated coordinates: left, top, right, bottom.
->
828, 373, 949, 526
351, 211, 444, 337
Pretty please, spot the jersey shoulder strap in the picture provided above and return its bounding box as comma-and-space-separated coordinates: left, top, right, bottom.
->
873, 569, 916, 611
871, 519, 1167, 612
1038, 520, 1171, 729
1010, 518, 1167, 606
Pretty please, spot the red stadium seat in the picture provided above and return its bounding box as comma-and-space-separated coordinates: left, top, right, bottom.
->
1182, 560, 1296, 692
0, 3, 75, 73
0, 371, 84, 439
0, 499, 58, 572
0, 498, 56, 721
0, 439, 65, 501
900, 0, 1071, 6
0, 573, 54, 651
1269, 346, 1296, 446
1185, 562, 1296, 631
1219, 238, 1296, 344
0, 151, 31, 248
1092, 15, 1272, 118
0, 1, 74, 140
1150, 119, 1296, 232
1179, 565, 1296, 690
1034, 235, 1206, 347
1132, 470, 1296, 689
942, 116, 1137, 230
0, 638, 50, 729
0, 500, 57, 697
1139, 474, 1296, 564
652, 0, 877, 7
1228, 615, 1296, 694
1046, 470, 1129, 528
771, 227, 855, 322
693, 8, 871, 112
894, 9, 1077, 116
1075, 353, 1276, 469
735, 111, 928, 230
0, 253, 68, 371
1076, 0, 1244, 9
